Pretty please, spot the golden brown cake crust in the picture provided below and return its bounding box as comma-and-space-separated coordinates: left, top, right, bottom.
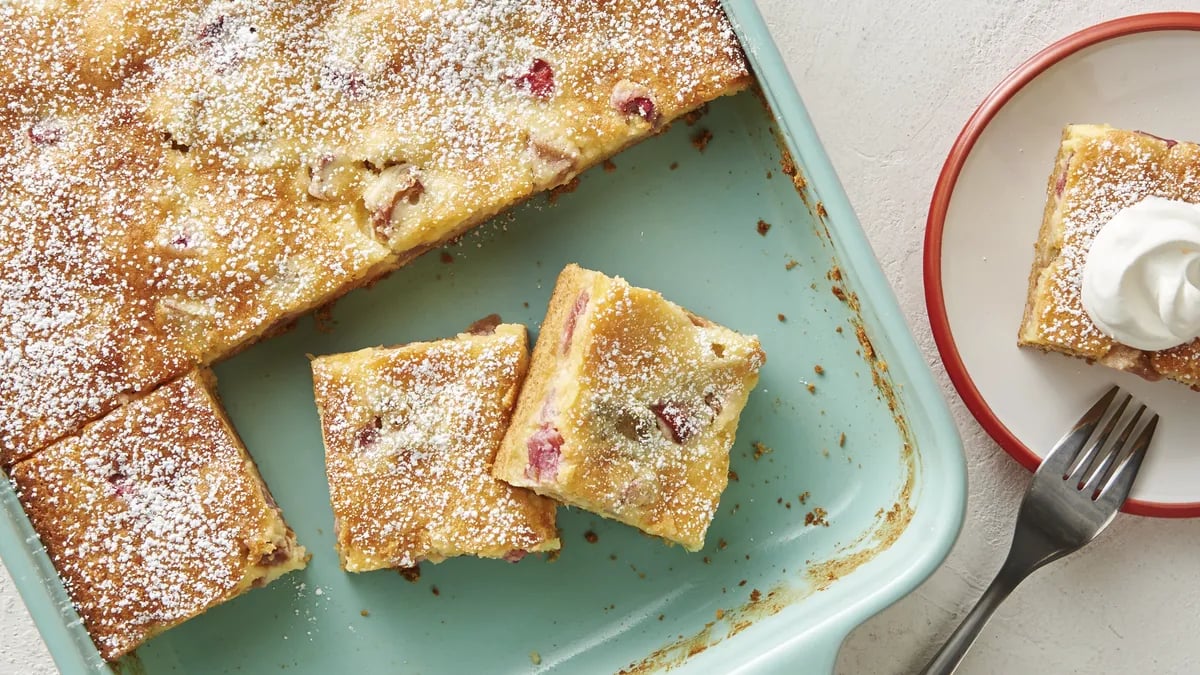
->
0, 1, 751, 465
312, 324, 559, 572
494, 265, 764, 551
11, 370, 307, 662
1018, 124, 1200, 386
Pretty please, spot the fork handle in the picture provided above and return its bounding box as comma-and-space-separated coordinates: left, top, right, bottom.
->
918, 568, 1024, 675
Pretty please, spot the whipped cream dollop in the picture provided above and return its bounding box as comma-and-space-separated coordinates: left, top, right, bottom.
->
1081, 196, 1200, 351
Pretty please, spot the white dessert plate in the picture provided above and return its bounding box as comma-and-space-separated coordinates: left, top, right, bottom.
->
925, 12, 1200, 516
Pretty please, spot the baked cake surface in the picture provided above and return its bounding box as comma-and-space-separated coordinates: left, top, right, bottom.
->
312, 323, 559, 572
493, 265, 765, 551
1019, 124, 1200, 385
0, 0, 751, 464
10, 370, 307, 661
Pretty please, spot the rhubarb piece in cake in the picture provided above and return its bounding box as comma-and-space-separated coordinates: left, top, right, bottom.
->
311, 323, 559, 572
1019, 124, 1200, 386
493, 265, 765, 551
10, 370, 307, 662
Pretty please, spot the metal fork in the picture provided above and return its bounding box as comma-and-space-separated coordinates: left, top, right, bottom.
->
920, 385, 1159, 675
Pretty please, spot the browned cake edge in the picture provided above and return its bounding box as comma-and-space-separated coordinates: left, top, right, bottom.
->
1016, 124, 1189, 385
11, 370, 308, 661
494, 264, 596, 489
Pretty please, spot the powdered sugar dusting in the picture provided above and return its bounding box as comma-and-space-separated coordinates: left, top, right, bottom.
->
313, 325, 558, 571
10, 371, 305, 661
1036, 127, 1200, 360
0, 0, 747, 464
510, 267, 764, 550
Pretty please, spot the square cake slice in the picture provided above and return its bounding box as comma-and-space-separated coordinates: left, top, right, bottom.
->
311, 322, 559, 572
1019, 124, 1200, 385
11, 370, 307, 662
493, 265, 765, 551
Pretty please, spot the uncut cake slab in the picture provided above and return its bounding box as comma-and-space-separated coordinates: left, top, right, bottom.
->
0, 1, 964, 674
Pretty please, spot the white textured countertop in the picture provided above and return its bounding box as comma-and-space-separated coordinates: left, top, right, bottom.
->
2, 2, 1198, 673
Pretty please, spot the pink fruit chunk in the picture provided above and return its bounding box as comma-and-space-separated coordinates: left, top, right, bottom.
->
561, 291, 589, 353
104, 460, 132, 497
611, 81, 659, 124
621, 97, 656, 121
514, 59, 554, 98
1054, 152, 1074, 197
198, 15, 227, 46
525, 424, 563, 481
503, 549, 528, 563
651, 401, 699, 444
1136, 130, 1178, 148
28, 120, 63, 146
356, 416, 383, 448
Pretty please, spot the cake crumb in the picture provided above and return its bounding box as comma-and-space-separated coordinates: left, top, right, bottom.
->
813, 364, 824, 375
839, 432, 846, 447
691, 128, 713, 153
728, 470, 739, 482
766, 170, 773, 179
670, 161, 679, 170
752, 442, 772, 460
832, 286, 847, 302
806, 383, 816, 394
805, 507, 829, 527
530, 651, 542, 666
756, 220, 771, 236
523, 301, 530, 308
440, 251, 454, 264
717, 538, 727, 550
431, 586, 440, 596
799, 491, 810, 504
314, 303, 337, 333
360, 610, 370, 617
750, 589, 762, 603
702, 556, 712, 564
715, 608, 725, 620
785, 258, 799, 270
602, 159, 617, 172
584, 530, 599, 544
738, 579, 747, 587
658, 614, 665, 621
399, 566, 421, 583
777, 313, 786, 322
836, 325, 844, 334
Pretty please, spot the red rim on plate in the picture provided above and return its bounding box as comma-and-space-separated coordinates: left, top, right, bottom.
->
924, 12, 1200, 518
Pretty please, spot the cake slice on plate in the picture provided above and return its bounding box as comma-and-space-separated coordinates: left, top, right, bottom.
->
1019, 123, 1200, 387
11, 370, 307, 662
311, 322, 559, 572
493, 265, 765, 552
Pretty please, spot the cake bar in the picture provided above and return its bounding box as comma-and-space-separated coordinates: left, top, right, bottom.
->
493, 265, 765, 551
312, 323, 559, 572
11, 370, 307, 661
1018, 124, 1200, 385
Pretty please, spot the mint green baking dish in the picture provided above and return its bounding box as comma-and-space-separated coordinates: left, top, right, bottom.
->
0, 2, 965, 672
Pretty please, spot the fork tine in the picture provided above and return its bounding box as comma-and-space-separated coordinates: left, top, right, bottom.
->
1096, 414, 1159, 503
1066, 393, 1129, 484
1040, 386, 1120, 476
1081, 404, 1144, 494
